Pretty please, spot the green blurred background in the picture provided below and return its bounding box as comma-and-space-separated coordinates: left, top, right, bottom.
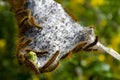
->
0, 0, 120, 80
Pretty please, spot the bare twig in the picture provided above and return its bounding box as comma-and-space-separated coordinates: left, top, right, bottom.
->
96, 42, 120, 61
